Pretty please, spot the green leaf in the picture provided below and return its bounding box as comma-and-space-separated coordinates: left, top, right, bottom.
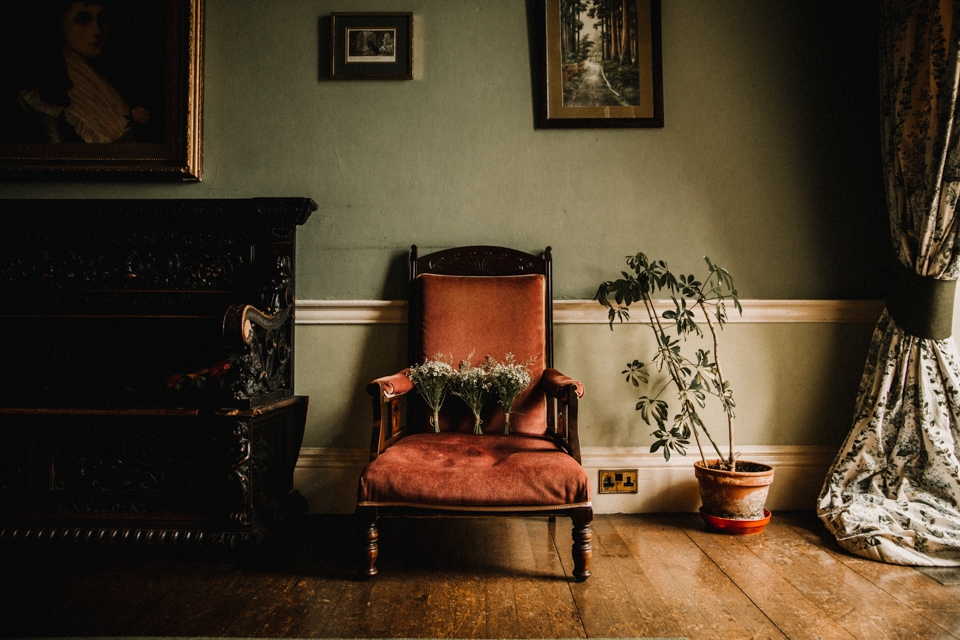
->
622, 360, 648, 386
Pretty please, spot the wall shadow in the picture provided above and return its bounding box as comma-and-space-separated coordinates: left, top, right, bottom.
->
524, 0, 547, 129
317, 15, 332, 82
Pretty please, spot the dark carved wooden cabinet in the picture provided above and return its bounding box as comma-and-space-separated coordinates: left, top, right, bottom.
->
0, 198, 316, 547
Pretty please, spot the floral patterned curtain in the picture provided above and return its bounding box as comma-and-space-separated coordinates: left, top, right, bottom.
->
818, 0, 960, 565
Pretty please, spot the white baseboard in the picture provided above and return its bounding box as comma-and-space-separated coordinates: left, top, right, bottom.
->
294, 445, 837, 514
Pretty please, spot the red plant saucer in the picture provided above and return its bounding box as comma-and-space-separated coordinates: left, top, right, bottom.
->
699, 508, 771, 535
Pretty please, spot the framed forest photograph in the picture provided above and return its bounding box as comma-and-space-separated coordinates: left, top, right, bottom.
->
0, 0, 204, 180
538, 0, 663, 128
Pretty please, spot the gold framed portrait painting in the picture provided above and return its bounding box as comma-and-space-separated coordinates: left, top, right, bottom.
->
0, 0, 203, 180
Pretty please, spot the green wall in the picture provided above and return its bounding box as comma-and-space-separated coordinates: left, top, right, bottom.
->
2, 1, 884, 452
3, 0, 883, 298
298, 320, 875, 450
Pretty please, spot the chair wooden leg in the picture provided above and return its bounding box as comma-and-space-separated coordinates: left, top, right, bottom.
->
359, 508, 379, 578
571, 508, 593, 582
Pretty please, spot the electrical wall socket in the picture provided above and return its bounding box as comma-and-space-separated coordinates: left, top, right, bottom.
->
598, 469, 639, 494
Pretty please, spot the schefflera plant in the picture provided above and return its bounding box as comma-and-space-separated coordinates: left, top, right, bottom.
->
595, 253, 742, 471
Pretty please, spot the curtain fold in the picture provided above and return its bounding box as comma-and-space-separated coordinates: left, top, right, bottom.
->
818, 0, 960, 565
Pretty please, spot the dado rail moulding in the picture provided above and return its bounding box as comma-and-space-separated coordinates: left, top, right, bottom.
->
293, 298, 884, 514
296, 299, 886, 325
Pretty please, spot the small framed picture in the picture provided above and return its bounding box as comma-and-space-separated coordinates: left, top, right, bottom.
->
330, 13, 413, 80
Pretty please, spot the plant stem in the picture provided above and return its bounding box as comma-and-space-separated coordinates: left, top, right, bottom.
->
641, 292, 708, 466
699, 301, 734, 469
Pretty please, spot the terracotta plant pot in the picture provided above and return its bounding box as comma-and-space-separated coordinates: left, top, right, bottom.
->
694, 459, 775, 527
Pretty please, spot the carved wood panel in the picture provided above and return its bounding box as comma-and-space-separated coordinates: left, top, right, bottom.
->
0, 198, 314, 547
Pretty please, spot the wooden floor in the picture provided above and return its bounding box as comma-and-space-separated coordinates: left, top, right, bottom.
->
2, 512, 959, 639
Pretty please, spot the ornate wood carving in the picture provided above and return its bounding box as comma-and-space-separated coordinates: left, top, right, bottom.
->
416, 244, 547, 276
223, 305, 294, 406
0, 198, 315, 410
0, 198, 314, 548
0, 397, 307, 544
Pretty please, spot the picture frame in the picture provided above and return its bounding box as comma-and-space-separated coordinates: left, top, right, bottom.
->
0, 0, 204, 181
536, 0, 663, 128
330, 13, 413, 81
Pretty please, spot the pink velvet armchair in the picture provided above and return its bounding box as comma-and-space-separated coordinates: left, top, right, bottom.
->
356, 245, 593, 581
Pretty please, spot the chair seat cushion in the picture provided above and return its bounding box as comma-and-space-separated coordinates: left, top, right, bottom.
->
357, 433, 591, 510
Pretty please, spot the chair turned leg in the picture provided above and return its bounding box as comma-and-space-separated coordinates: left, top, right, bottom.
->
360, 510, 379, 578
571, 510, 593, 582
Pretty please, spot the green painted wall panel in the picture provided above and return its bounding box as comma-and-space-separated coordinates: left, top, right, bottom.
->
3, 0, 883, 301
296, 323, 408, 449
556, 321, 874, 449
4, 1, 886, 452
295, 320, 874, 450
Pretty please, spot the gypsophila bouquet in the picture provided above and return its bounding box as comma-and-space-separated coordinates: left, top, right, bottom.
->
406, 355, 455, 432
486, 354, 535, 434
452, 359, 491, 434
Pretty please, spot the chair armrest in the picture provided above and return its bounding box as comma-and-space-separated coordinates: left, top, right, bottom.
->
540, 368, 584, 464
541, 368, 584, 399
366, 369, 413, 459
366, 371, 414, 398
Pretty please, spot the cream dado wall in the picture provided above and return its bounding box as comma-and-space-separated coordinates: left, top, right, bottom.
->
3, 1, 886, 511
293, 299, 882, 513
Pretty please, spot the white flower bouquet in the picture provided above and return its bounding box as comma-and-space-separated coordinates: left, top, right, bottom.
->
407, 353, 537, 435
452, 359, 491, 434
405, 356, 455, 432
486, 354, 535, 434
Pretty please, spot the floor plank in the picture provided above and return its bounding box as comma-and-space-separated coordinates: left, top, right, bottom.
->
259, 574, 345, 638
563, 517, 654, 638
482, 519, 524, 639
5, 547, 154, 637
621, 513, 789, 640
522, 518, 585, 638
419, 570, 461, 637
592, 515, 698, 639
125, 557, 257, 637
2, 512, 959, 639
776, 513, 960, 638
682, 516, 859, 640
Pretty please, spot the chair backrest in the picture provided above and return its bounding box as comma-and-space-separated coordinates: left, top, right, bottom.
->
408, 245, 554, 435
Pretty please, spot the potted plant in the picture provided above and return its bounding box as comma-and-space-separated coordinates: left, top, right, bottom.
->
595, 252, 774, 534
